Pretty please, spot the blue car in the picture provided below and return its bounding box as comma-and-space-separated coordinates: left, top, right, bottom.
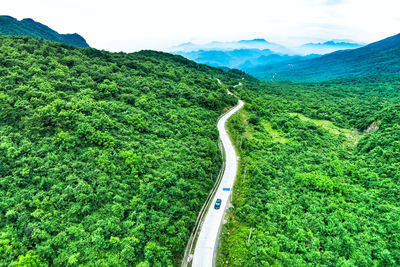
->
214, 198, 222, 209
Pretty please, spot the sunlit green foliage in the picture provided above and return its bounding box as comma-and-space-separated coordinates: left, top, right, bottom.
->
0, 36, 241, 266
219, 76, 400, 266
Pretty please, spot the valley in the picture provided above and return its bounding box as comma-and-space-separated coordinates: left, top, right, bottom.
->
248, 33, 400, 82
0, 11, 399, 267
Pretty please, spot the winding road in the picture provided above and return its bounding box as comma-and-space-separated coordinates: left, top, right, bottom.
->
191, 93, 244, 266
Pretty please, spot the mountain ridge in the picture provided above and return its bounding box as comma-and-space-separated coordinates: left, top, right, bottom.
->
303, 40, 362, 47
171, 37, 365, 73
249, 33, 400, 82
170, 38, 288, 54
0, 15, 89, 47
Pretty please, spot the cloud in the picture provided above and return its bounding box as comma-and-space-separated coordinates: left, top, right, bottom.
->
3, 0, 400, 51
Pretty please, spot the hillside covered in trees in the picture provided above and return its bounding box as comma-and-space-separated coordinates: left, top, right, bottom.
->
218, 75, 400, 266
0, 35, 244, 266
0, 16, 89, 48
1, 30, 399, 267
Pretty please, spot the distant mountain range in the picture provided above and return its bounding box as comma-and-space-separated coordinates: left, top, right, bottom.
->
0, 15, 89, 47
170, 38, 289, 54
173, 35, 400, 82
248, 33, 400, 82
298, 40, 363, 55
172, 38, 363, 73
175, 49, 319, 70
171, 38, 363, 55
4, 15, 395, 83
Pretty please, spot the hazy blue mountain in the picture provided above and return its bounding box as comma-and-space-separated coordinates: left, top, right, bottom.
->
170, 38, 290, 54
238, 38, 267, 43
174, 48, 305, 69
171, 38, 367, 74
0, 15, 89, 47
297, 40, 364, 55
248, 33, 400, 82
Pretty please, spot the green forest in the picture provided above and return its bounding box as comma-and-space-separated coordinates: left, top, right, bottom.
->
1, 33, 399, 267
218, 75, 400, 266
0, 36, 242, 266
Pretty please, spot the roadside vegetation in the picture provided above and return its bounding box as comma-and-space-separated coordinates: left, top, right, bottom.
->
1, 34, 399, 267
0, 36, 243, 266
218, 75, 400, 266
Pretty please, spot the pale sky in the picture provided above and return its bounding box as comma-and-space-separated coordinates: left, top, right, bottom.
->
3, 0, 400, 52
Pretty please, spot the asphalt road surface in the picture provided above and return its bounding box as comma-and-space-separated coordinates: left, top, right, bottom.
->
192, 98, 244, 267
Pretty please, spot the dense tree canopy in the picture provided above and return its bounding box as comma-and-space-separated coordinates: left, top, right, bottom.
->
2, 34, 399, 267
219, 75, 400, 266
0, 36, 241, 266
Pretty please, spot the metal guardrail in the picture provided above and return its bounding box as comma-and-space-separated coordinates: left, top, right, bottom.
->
181, 79, 243, 266
181, 137, 226, 267
181, 101, 240, 267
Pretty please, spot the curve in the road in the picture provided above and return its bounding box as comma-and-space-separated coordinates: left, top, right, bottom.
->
191, 97, 244, 267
